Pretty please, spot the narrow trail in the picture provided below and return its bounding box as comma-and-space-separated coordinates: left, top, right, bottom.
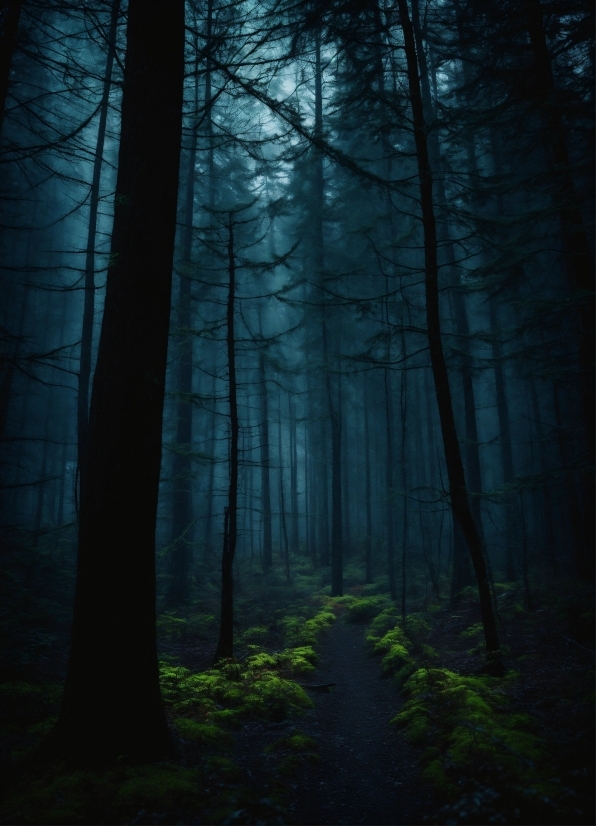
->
287, 620, 431, 825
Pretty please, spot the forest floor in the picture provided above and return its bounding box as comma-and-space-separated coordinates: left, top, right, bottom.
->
0, 570, 593, 825
233, 619, 432, 825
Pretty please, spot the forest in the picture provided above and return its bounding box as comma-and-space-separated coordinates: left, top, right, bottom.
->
0, 0, 593, 823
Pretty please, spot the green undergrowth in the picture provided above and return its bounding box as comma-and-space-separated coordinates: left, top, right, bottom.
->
264, 730, 319, 777
1, 763, 205, 825
0, 598, 335, 825
359, 583, 593, 824
392, 668, 551, 821
161, 606, 336, 734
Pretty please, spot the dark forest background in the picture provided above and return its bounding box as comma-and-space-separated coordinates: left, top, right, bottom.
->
0, 0, 593, 823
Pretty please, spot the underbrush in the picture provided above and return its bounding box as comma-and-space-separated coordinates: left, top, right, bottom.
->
359, 582, 594, 825
0, 600, 335, 824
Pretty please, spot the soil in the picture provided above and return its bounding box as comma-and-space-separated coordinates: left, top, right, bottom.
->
235, 619, 434, 826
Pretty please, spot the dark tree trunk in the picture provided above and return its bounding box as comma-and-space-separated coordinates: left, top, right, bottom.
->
77, 0, 120, 486
0, 0, 23, 135
525, 0, 594, 579
397, 0, 502, 671
488, 299, 517, 581
552, 383, 587, 578
52, 0, 185, 761
529, 380, 557, 575
214, 215, 240, 662
289, 395, 299, 553
364, 393, 373, 583
259, 342, 272, 572
313, 29, 334, 577
167, 50, 201, 607
278, 412, 291, 583
384, 365, 397, 601
0, 283, 28, 442
204, 369, 217, 565
411, 2, 481, 600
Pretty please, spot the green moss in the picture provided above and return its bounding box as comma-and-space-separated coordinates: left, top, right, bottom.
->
281, 609, 335, 647
381, 644, 411, 676
174, 718, 232, 747
157, 612, 188, 640
0, 765, 202, 825
239, 625, 269, 644
344, 596, 389, 623
365, 606, 399, 648
392, 666, 547, 801
373, 626, 409, 655
459, 622, 484, 639
113, 765, 201, 814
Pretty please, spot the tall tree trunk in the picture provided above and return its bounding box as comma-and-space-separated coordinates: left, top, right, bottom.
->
526, 0, 594, 580
278, 411, 291, 583
364, 393, 373, 583
0, 283, 28, 442
313, 29, 335, 578
488, 299, 517, 581
204, 368, 217, 566
167, 46, 201, 607
0, 0, 23, 135
77, 0, 120, 485
53, 0, 185, 760
411, 1, 482, 600
214, 215, 239, 662
259, 338, 272, 572
552, 383, 586, 577
384, 365, 397, 601
329, 361, 343, 596
289, 395, 299, 554
529, 380, 556, 575
396, 0, 502, 671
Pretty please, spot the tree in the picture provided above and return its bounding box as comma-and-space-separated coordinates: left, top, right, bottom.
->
396, 0, 503, 672
51, 0, 186, 760
0, 0, 23, 134
214, 212, 240, 662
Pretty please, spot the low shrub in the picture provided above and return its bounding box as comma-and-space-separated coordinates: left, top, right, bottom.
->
392, 667, 552, 819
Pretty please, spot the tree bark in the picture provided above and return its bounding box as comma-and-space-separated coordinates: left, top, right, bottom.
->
214, 215, 239, 662
397, 0, 502, 670
167, 43, 201, 607
0, 0, 23, 135
77, 0, 120, 486
525, 0, 594, 579
411, 2, 483, 600
364, 393, 373, 583
259, 336, 272, 572
52, 0, 185, 760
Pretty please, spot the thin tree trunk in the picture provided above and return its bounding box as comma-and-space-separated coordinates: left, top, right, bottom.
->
411, 2, 483, 600
259, 340, 272, 572
488, 299, 517, 581
278, 411, 291, 583
214, 215, 239, 662
53, 0, 185, 759
167, 44, 200, 607
396, 0, 502, 670
364, 393, 373, 583
529, 380, 556, 575
384, 365, 397, 601
289, 394, 299, 554
204, 368, 217, 566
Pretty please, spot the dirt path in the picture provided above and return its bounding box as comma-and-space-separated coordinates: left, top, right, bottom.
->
286, 619, 432, 825
233, 618, 433, 824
